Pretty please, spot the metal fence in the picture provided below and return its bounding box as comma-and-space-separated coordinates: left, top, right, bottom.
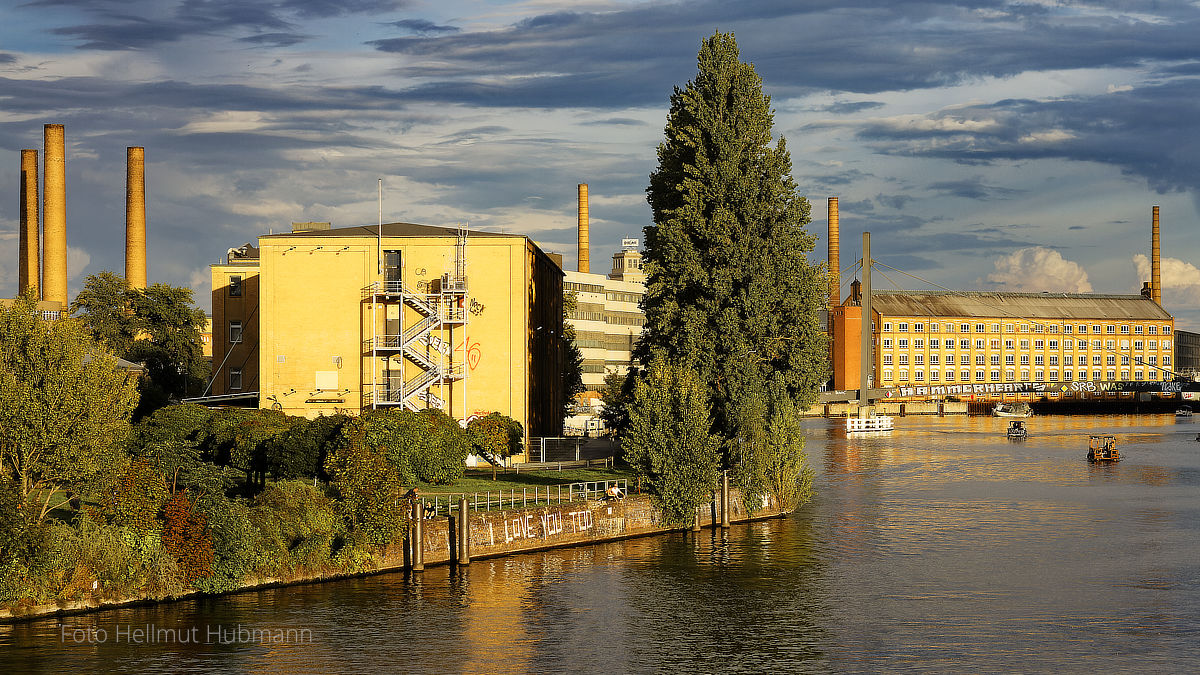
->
419, 479, 629, 518
527, 437, 588, 462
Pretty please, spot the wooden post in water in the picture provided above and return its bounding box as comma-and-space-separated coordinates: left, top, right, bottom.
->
720, 470, 731, 529
412, 501, 425, 572
457, 497, 470, 565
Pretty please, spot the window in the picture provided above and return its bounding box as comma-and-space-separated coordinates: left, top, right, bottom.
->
1149, 370, 1158, 380
384, 249, 402, 287
975, 339, 985, 349
229, 320, 243, 344
960, 355, 970, 365
915, 354, 925, 365
1135, 340, 1143, 350
1021, 355, 1029, 365
930, 370, 939, 382
946, 370, 955, 382
1048, 325, 1059, 334
1134, 325, 1143, 334
1006, 355, 1015, 365
929, 339, 939, 349
883, 323, 892, 332
975, 323, 985, 333
1049, 340, 1058, 349
990, 370, 1000, 381
1049, 356, 1058, 366
883, 339, 893, 349
1021, 370, 1030, 381
931, 354, 940, 365
990, 339, 1000, 349
1005, 340, 1014, 350
915, 370, 924, 381
229, 275, 243, 297
976, 370, 985, 382
1033, 323, 1044, 333
899, 339, 909, 349
1077, 340, 1087, 349
1106, 325, 1115, 334
229, 368, 243, 391
990, 355, 1000, 365
1035, 339, 1044, 349
899, 370, 909, 381
991, 323, 1000, 333
899, 354, 909, 365
1164, 326, 1172, 335
1164, 356, 1172, 365
1093, 340, 1101, 350
1049, 371, 1059, 382
961, 370, 970, 382
1164, 340, 1172, 350
1064, 325, 1073, 334
914, 323, 924, 332
1020, 324, 1030, 333
1149, 325, 1158, 334
1093, 355, 1102, 365
1092, 325, 1101, 334
1120, 325, 1130, 334
898, 322, 909, 332
1035, 355, 1044, 366
1064, 370, 1072, 381
1135, 370, 1144, 381
883, 369, 893, 381
1021, 340, 1030, 350
1094, 370, 1102, 381
1149, 340, 1158, 350
1035, 370, 1044, 381
1106, 370, 1115, 380
945, 323, 956, 332
1121, 356, 1130, 366
1106, 340, 1115, 350
914, 339, 925, 349
1005, 370, 1015, 381
1065, 355, 1074, 366
883, 355, 893, 365
1121, 370, 1130, 380
960, 339, 970, 349
961, 323, 971, 332
975, 355, 985, 365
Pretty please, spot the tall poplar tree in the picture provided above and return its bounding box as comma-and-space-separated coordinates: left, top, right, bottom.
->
641, 33, 829, 472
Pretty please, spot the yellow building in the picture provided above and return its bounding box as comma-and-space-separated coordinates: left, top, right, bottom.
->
862, 291, 1175, 398
208, 222, 565, 440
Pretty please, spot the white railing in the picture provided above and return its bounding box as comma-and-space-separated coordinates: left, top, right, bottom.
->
419, 479, 629, 517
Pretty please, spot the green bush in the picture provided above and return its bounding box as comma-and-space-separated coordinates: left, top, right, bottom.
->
324, 424, 407, 549
194, 493, 268, 593
361, 408, 468, 485
250, 480, 342, 575
467, 413, 524, 466
265, 414, 349, 482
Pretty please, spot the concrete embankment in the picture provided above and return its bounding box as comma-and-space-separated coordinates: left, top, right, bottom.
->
0, 489, 785, 624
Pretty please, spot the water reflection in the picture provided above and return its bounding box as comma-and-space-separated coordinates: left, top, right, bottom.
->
4, 415, 1200, 672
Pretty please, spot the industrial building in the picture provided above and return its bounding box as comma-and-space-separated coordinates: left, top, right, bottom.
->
826, 200, 1183, 401
208, 221, 565, 439
565, 241, 646, 390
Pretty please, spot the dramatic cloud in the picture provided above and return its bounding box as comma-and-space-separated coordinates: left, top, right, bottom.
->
984, 247, 1093, 293
1133, 254, 1200, 305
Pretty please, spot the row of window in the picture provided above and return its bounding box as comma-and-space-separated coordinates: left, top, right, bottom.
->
565, 282, 606, 294
882, 369, 1164, 383
883, 354, 1170, 366
881, 338, 1172, 351
605, 291, 643, 304
883, 321, 1171, 335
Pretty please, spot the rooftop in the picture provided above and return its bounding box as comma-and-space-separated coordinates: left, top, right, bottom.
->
870, 290, 1173, 321
260, 221, 513, 240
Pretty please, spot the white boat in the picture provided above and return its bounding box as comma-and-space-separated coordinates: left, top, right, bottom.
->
993, 402, 1033, 418
1177, 405, 1193, 417
1006, 420, 1027, 438
846, 415, 894, 432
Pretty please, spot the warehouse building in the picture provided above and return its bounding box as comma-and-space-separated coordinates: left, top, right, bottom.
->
564, 240, 646, 391
207, 221, 565, 439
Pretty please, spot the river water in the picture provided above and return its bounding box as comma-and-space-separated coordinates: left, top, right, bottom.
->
4, 415, 1199, 673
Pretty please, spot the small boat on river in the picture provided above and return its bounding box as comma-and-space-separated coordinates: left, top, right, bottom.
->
1177, 405, 1193, 417
1006, 420, 1027, 439
993, 402, 1033, 418
1087, 434, 1119, 463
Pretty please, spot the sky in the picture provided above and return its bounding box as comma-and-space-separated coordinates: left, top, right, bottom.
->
2, 0, 1200, 328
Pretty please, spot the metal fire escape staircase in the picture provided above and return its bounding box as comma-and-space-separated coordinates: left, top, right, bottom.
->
366, 226, 468, 411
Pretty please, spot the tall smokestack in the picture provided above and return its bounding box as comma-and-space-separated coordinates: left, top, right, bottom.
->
577, 183, 590, 273
42, 124, 67, 307
828, 197, 840, 307
126, 146, 147, 289
1151, 205, 1161, 305
18, 149, 39, 297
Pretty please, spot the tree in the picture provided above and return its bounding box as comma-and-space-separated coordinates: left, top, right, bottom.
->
467, 413, 524, 478
0, 293, 140, 522
641, 32, 828, 464
598, 368, 636, 439
72, 273, 211, 414
561, 291, 586, 418
621, 357, 721, 526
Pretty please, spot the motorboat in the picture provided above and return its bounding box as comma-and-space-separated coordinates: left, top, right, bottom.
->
1176, 405, 1193, 417
1006, 420, 1027, 439
993, 402, 1033, 418
1087, 434, 1119, 463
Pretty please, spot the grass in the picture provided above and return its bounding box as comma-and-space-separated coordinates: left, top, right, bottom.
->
419, 465, 635, 494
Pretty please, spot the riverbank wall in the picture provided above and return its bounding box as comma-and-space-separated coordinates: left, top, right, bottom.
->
0, 489, 785, 624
